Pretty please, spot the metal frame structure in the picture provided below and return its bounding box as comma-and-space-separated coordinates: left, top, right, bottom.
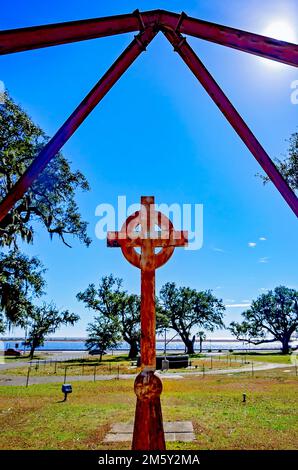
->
0, 9, 297, 219
1, 9, 297, 452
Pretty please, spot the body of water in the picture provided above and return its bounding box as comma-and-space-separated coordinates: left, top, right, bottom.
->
1, 339, 283, 352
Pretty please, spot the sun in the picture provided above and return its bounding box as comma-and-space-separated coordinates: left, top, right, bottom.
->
261, 20, 297, 67
263, 20, 296, 43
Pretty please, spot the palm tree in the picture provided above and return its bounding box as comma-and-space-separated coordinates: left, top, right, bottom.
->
197, 331, 206, 353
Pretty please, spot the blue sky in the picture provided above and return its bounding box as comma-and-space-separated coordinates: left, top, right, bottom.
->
1, 0, 297, 338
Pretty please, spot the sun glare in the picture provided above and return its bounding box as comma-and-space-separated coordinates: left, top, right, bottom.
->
261, 20, 297, 67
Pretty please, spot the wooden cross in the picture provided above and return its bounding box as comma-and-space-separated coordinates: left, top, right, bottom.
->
107, 196, 188, 451
107, 195, 188, 369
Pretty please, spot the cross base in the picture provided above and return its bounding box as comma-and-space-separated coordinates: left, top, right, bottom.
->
132, 370, 166, 450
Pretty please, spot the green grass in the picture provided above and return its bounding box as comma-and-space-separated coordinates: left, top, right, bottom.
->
234, 352, 293, 364
1, 352, 293, 378
0, 355, 245, 377
0, 369, 297, 450
0, 356, 137, 376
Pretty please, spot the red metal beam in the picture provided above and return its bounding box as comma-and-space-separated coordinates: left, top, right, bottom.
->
163, 29, 298, 218
0, 10, 160, 55
1, 10, 297, 67
160, 11, 298, 67
0, 27, 157, 223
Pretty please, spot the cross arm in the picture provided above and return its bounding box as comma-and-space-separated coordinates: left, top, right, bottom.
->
107, 230, 188, 248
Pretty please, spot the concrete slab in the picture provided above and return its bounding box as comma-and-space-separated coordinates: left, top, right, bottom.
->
110, 423, 133, 433
164, 421, 193, 432
163, 432, 196, 442
104, 433, 132, 443
103, 421, 195, 443
155, 373, 184, 379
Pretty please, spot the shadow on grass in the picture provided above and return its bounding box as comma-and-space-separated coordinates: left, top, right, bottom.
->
64, 355, 131, 365
4, 354, 46, 361
234, 352, 285, 357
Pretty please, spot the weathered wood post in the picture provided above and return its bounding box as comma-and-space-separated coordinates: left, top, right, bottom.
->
107, 196, 188, 450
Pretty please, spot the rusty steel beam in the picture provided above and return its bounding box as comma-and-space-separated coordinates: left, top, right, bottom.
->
160, 11, 298, 67
1, 10, 297, 67
0, 10, 160, 55
163, 29, 298, 218
0, 27, 157, 223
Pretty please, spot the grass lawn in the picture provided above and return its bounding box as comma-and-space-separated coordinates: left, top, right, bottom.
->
1, 352, 294, 378
0, 356, 136, 376
234, 352, 294, 364
0, 369, 297, 450
0, 354, 246, 377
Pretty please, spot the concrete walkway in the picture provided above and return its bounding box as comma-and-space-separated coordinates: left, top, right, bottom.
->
0, 351, 87, 371
0, 362, 294, 386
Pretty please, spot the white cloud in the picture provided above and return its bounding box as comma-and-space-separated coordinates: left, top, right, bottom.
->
212, 247, 225, 253
225, 303, 251, 308
259, 257, 269, 263
259, 237, 267, 241
248, 242, 257, 247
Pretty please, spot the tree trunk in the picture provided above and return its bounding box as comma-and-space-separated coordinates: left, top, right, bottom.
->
199, 338, 203, 353
281, 336, 290, 354
128, 340, 139, 359
29, 345, 35, 360
185, 335, 196, 355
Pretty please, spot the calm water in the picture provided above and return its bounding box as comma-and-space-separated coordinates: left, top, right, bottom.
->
2, 339, 282, 352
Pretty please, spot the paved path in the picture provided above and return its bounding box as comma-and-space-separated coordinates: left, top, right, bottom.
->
0, 362, 294, 387
0, 361, 31, 371
0, 351, 88, 371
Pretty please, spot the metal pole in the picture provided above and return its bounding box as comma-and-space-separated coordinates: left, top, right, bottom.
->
23, 325, 27, 355
0, 10, 160, 55
64, 366, 67, 384
93, 365, 96, 382
26, 367, 31, 387
1, 10, 297, 67
161, 11, 298, 66
163, 29, 298, 218
0, 27, 157, 222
